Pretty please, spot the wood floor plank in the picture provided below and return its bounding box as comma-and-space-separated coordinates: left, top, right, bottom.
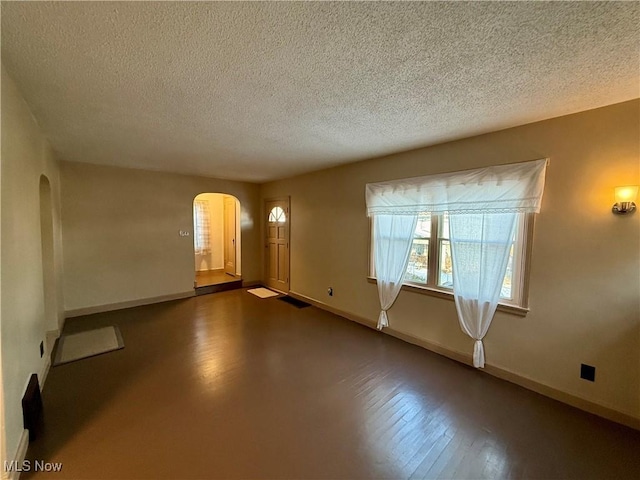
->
395, 408, 451, 475
409, 430, 457, 479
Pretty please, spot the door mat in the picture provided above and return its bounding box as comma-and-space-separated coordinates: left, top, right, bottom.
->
278, 296, 311, 308
53, 326, 124, 366
247, 287, 280, 299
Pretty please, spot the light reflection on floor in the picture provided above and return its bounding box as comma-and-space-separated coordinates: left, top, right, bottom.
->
352, 375, 515, 479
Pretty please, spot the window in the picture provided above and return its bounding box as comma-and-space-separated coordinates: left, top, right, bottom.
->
405, 214, 430, 284
268, 206, 286, 223
366, 160, 547, 316
371, 212, 532, 309
193, 200, 211, 254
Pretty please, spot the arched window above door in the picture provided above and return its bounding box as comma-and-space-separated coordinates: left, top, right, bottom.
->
268, 206, 286, 223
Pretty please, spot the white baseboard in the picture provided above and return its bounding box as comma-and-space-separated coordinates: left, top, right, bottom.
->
2, 429, 29, 480
64, 291, 196, 318
45, 330, 60, 355
39, 359, 51, 391
288, 290, 640, 431
39, 329, 60, 389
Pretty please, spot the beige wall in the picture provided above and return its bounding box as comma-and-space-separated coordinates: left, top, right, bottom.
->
60, 162, 260, 313
261, 100, 640, 420
1, 65, 64, 463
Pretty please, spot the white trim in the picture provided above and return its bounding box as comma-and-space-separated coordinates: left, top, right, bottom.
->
2, 429, 29, 480
367, 277, 530, 317
39, 359, 51, 392
288, 290, 640, 431
39, 329, 60, 390
45, 330, 60, 355
64, 291, 195, 318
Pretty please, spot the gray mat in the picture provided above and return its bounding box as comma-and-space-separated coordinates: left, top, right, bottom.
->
53, 326, 124, 366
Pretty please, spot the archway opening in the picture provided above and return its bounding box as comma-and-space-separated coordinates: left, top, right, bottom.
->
193, 193, 242, 291
39, 175, 57, 331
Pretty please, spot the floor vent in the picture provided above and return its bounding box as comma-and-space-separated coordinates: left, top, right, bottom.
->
278, 296, 311, 308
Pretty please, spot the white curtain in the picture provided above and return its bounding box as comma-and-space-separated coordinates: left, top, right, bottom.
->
366, 159, 548, 216
373, 214, 418, 330
366, 159, 548, 366
449, 212, 518, 368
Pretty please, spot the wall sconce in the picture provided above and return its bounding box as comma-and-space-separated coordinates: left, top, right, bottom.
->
612, 185, 638, 214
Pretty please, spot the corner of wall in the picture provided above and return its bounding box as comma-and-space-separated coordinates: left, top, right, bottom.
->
2, 429, 28, 480
1, 65, 64, 473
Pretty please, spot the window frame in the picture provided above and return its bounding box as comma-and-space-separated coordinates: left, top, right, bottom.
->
368, 213, 535, 316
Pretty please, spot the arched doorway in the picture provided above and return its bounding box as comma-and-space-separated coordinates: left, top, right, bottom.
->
193, 193, 242, 293
40, 175, 57, 331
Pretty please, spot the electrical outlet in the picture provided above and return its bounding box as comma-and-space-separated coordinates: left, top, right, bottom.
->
327, 287, 333, 296
580, 364, 595, 382
39, 341, 44, 358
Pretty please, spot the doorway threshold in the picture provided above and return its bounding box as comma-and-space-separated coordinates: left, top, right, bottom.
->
195, 279, 243, 296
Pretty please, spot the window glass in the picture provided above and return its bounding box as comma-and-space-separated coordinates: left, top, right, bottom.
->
501, 245, 515, 299
437, 213, 452, 288
405, 214, 430, 284
371, 211, 529, 307
193, 200, 211, 254
440, 212, 450, 239
438, 240, 453, 288
268, 206, 286, 223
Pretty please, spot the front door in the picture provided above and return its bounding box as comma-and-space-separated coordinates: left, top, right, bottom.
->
265, 197, 290, 292
223, 196, 236, 276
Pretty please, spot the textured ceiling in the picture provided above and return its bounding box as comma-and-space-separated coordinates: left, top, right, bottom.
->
2, 1, 639, 182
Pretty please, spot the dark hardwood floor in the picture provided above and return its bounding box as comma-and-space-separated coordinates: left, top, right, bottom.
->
26, 290, 640, 479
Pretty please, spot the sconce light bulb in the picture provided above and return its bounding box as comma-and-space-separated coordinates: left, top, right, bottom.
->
615, 186, 639, 203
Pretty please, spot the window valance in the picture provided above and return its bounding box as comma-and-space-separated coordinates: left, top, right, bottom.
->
366, 159, 548, 216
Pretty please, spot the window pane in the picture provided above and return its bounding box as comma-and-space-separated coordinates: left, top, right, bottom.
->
406, 239, 429, 284
415, 213, 431, 238
268, 206, 286, 223
405, 213, 431, 284
440, 212, 450, 239
439, 215, 516, 299
501, 244, 514, 299
438, 239, 453, 288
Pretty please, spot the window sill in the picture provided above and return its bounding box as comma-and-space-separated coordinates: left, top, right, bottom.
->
366, 277, 529, 317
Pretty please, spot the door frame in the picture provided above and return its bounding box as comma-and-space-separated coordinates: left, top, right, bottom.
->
264, 196, 290, 293
192, 193, 242, 288
39, 175, 58, 332
223, 196, 237, 276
